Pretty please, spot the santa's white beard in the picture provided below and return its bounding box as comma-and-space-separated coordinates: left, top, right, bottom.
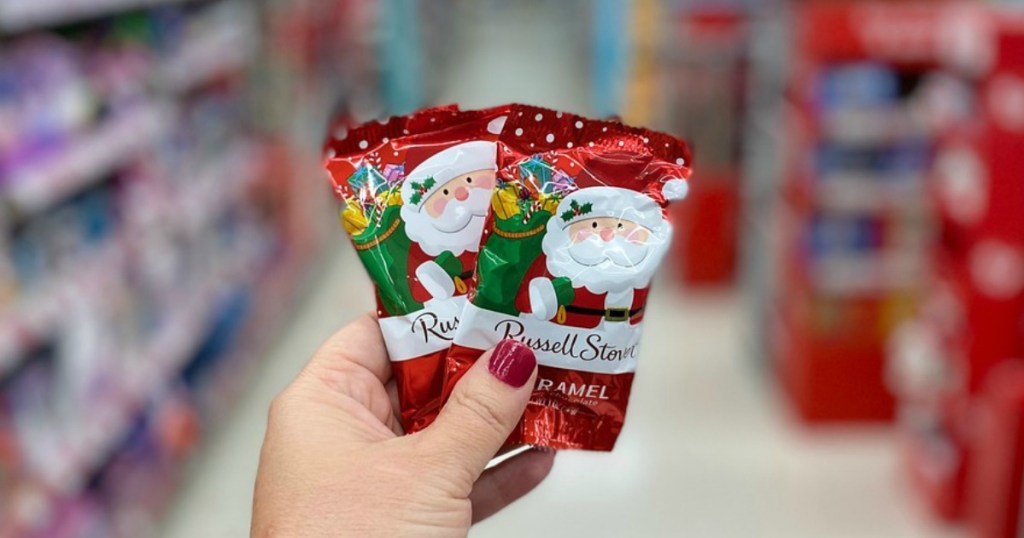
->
568, 235, 650, 268
543, 222, 671, 295
401, 188, 491, 257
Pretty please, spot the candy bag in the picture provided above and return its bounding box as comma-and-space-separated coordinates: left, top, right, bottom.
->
324, 105, 507, 432
445, 104, 692, 450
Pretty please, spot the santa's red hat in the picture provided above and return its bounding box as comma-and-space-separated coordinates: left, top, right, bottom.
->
401, 141, 497, 207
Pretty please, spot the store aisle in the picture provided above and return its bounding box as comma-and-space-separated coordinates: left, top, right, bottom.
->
163, 3, 965, 537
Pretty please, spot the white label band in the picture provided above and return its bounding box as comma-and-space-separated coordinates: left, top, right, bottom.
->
379, 296, 467, 362
454, 303, 643, 374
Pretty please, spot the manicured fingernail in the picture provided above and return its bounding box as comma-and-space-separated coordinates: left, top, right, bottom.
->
488, 339, 536, 388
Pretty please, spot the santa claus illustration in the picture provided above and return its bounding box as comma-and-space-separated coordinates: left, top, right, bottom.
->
400, 140, 497, 303
525, 184, 684, 329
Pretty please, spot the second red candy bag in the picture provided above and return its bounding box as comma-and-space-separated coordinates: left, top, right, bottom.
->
445, 105, 693, 450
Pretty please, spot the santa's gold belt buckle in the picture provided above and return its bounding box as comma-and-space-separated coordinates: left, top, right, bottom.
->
604, 308, 630, 322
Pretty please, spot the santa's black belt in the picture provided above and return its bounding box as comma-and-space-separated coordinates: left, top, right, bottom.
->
563, 305, 644, 322
459, 269, 474, 280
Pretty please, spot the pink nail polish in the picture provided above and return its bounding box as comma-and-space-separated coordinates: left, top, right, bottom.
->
488, 339, 536, 388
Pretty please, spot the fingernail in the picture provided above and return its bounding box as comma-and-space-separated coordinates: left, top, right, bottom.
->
488, 339, 536, 388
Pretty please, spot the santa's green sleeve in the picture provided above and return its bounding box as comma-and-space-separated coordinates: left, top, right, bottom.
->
433, 251, 465, 277
550, 276, 575, 306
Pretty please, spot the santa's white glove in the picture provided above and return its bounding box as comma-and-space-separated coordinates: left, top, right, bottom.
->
529, 277, 559, 321
417, 261, 455, 300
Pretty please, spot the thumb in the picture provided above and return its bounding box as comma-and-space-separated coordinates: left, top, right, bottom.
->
420, 339, 537, 483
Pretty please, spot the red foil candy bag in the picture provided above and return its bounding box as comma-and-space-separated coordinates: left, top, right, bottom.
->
324, 105, 507, 432
445, 105, 692, 450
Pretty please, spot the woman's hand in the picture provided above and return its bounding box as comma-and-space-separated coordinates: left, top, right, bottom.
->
251, 314, 553, 537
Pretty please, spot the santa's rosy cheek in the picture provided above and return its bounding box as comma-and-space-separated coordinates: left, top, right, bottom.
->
474, 174, 495, 188
627, 229, 650, 244
428, 197, 448, 217
573, 229, 593, 242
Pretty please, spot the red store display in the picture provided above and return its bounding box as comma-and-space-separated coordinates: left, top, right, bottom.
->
772, 2, 972, 424
889, 6, 1024, 524
967, 361, 1024, 538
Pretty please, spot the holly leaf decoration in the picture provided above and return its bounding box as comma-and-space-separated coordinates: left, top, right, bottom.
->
409, 177, 436, 205
560, 200, 579, 222
560, 199, 593, 222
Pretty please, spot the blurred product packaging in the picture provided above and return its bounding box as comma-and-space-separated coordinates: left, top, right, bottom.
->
661, 4, 748, 286
0, 0, 389, 534
771, 3, 949, 425
888, 9, 1024, 528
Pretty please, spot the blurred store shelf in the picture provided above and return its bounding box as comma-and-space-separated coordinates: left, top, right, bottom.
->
812, 173, 927, 214
819, 108, 932, 145
0, 140, 261, 379
176, 143, 263, 231
811, 251, 927, 295
0, 240, 127, 378
0, 0, 371, 533
157, 12, 257, 93
2, 104, 173, 215
48, 246, 260, 494
7, 240, 265, 533
0, 0, 192, 34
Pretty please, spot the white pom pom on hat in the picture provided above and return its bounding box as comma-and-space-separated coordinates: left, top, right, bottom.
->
662, 178, 689, 202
